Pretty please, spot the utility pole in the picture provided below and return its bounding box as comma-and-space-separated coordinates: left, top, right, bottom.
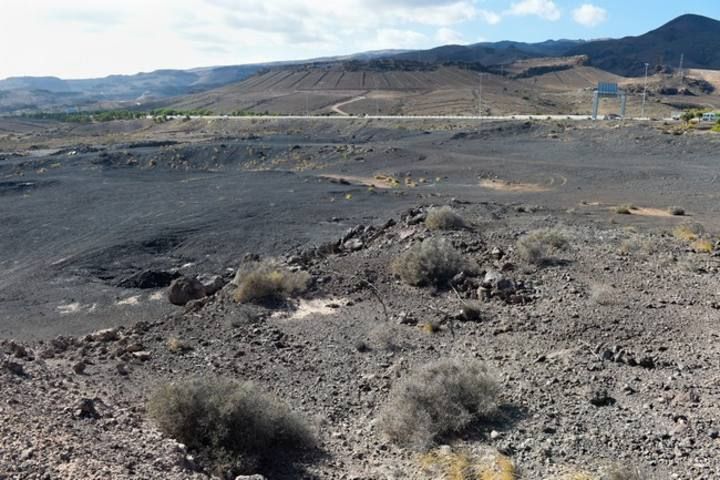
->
641, 63, 649, 119
678, 53, 685, 79
478, 72, 483, 118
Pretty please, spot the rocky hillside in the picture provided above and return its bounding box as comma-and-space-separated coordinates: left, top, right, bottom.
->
2, 201, 720, 479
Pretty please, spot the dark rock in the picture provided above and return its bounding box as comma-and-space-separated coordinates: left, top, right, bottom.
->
74, 398, 100, 419
117, 270, 180, 289
590, 390, 616, 407
198, 274, 226, 296
3, 360, 25, 376
168, 277, 207, 306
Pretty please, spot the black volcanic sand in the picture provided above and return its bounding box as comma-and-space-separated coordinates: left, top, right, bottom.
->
0, 119, 718, 340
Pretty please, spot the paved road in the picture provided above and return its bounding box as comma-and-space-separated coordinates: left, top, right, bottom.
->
168, 114, 673, 122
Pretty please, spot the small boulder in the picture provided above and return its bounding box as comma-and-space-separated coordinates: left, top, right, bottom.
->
74, 398, 100, 419
168, 277, 207, 306
198, 274, 226, 296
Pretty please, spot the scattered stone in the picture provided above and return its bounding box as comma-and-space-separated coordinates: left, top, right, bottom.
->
198, 274, 226, 296
89, 328, 119, 343
590, 390, 616, 407
3, 360, 25, 376
72, 361, 87, 375
74, 398, 100, 419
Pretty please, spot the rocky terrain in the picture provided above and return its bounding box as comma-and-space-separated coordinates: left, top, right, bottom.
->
1, 118, 720, 479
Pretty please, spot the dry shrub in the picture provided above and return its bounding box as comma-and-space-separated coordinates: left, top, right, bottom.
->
607, 465, 648, 480
233, 260, 310, 304
379, 358, 498, 449
516, 227, 569, 266
691, 239, 714, 253
148, 378, 314, 475
420, 449, 515, 480
590, 284, 620, 306
166, 337, 192, 354
425, 206, 467, 231
368, 324, 402, 352
673, 224, 704, 242
618, 236, 655, 256
393, 238, 467, 287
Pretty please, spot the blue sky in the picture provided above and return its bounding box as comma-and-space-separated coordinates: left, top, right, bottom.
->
0, 0, 718, 79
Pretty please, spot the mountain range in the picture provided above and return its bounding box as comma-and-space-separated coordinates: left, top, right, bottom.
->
0, 14, 718, 114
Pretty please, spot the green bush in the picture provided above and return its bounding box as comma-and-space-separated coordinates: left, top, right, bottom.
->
148, 378, 315, 475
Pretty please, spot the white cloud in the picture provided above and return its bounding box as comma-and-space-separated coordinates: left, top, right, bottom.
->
0, 0, 501, 79
364, 28, 429, 50
572, 4, 608, 27
435, 27, 465, 44
507, 0, 561, 21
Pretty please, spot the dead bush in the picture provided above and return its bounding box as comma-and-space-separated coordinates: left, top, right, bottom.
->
425, 206, 466, 231
516, 228, 569, 266
379, 358, 498, 449
166, 337, 192, 354
590, 284, 619, 306
607, 465, 648, 480
233, 260, 310, 304
393, 238, 467, 287
148, 377, 315, 475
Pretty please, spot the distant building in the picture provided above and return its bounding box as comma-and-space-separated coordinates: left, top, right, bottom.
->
701, 112, 717, 122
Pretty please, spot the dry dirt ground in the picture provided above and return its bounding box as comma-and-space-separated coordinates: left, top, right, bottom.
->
164, 66, 720, 119
1, 118, 720, 479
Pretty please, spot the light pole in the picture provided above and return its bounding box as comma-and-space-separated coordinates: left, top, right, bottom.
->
641, 62, 649, 119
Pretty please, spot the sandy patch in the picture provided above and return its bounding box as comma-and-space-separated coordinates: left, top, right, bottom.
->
57, 302, 96, 314
117, 295, 141, 306
275, 298, 349, 321
321, 174, 399, 189
149, 292, 164, 301
607, 206, 683, 218
479, 179, 549, 193
57, 303, 81, 315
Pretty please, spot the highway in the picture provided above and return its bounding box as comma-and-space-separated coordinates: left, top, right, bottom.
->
167, 114, 668, 122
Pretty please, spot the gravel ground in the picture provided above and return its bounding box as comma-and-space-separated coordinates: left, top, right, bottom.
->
1, 119, 720, 479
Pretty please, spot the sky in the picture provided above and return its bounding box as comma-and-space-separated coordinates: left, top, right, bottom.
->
0, 0, 718, 79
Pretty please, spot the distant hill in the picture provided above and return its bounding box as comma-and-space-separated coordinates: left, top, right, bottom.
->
391, 39, 585, 65
567, 14, 720, 76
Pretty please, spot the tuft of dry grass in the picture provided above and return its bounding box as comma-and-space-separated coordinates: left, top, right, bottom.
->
420, 449, 516, 480
516, 227, 569, 266
691, 239, 714, 253
379, 358, 498, 448
589, 284, 620, 306
148, 377, 314, 475
393, 238, 468, 287
607, 465, 648, 480
232, 260, 310, 304
425, 206, 467, 231
673, 224, 703, 242
166, 337, 192, 354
